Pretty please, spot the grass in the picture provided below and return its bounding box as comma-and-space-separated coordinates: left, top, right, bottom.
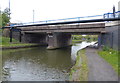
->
0, 36, 37, 48
69, 49, 88, 81
98, 46, 119, 76
72, 40, 82, 43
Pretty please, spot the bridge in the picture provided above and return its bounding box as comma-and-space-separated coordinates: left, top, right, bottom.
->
2, 10, 120, 50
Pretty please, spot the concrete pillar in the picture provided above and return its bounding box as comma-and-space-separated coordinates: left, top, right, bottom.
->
47, 32, 72, 49
98, 34, 102, 47
47, 33, 55, 49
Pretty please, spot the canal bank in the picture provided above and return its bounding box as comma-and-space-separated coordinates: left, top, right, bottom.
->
1, 44, 40, 50
1, 37, 40, 50
69, 44, 118, 81
69, 41, 97, 81
69, 49, 88, 81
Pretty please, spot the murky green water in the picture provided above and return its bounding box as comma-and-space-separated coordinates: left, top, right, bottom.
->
2, 47, 73, 81
0, 50, 2, 82
2, 41, 96, 81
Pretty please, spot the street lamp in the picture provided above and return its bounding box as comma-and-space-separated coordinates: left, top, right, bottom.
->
33, 10, 35, 23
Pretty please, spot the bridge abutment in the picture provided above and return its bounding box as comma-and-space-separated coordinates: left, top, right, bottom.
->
101, 21, 120, 51
47, 33, 72, 49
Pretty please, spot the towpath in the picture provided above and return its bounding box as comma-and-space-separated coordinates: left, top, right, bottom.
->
85, 47, 118, 81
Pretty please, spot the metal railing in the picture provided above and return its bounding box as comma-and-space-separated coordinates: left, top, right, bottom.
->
21, 14, 103, 25
103, 11, 120, 18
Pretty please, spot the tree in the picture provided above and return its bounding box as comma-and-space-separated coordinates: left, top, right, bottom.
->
0, 8, 11, 37
0, 10, 2, 28
0, 8, 10, 27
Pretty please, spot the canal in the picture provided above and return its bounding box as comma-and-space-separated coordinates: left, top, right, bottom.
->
2, 41, 96, 81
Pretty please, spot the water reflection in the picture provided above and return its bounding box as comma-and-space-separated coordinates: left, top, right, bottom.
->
0, 50, 2, 81
71, 41, 96, 61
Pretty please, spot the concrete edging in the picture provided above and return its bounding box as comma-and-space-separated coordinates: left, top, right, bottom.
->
1, 45, 40, 50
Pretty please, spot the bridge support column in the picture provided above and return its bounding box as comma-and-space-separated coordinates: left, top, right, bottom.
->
98, 35, 102, 48
98, 34, 106, 48
47, 33, 72, 49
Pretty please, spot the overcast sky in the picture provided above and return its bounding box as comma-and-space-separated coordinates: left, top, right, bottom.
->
0, 0, 120, 23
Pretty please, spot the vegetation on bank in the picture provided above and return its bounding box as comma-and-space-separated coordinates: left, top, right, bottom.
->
0, 36, 37, 48
98, 46, 119, 76
72, 35, 98, 43
69, 49, 88, 81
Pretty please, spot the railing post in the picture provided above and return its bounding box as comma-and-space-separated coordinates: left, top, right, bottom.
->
19, 29, 21, 42
107, 13, 109, 18
113, 6, 116, 18
9, 27, 12, 42
78, 17, 80, 25
103, 14, 105, 19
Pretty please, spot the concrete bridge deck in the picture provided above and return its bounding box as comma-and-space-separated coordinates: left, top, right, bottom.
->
18, 22, 105, 34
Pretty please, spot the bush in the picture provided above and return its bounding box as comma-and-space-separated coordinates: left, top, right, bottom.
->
103, 46, 110, 51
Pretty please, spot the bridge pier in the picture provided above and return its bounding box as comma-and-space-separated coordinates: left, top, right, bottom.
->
47, 33, 72, 49
98, 34, 102, 48
98, 33, 106, 48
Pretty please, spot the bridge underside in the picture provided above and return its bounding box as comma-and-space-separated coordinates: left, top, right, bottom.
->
24, 32, 103, 35
12, 23, 105, 49
12, 31, 103, 49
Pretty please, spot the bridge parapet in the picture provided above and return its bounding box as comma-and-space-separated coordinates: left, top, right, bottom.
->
19, 23, 105, 30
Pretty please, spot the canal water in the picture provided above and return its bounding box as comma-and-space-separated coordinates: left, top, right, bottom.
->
2, 41, 96, 81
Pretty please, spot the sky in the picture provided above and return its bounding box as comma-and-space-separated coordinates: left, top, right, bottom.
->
0, 0, 120, 23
